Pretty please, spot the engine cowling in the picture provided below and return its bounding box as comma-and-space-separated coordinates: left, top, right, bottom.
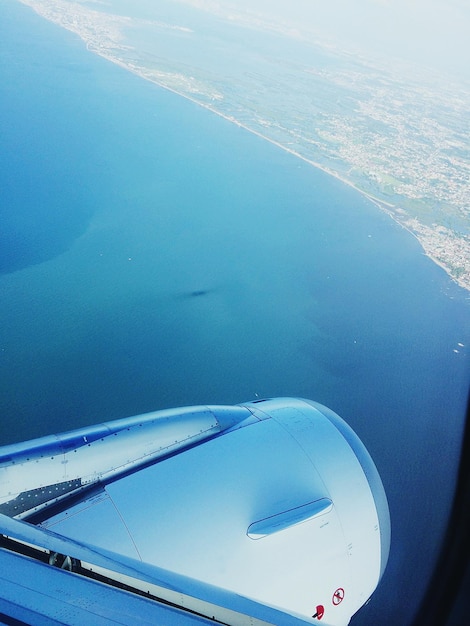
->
22, 397, 390, 625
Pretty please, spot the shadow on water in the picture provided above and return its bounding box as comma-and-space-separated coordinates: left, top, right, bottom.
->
174, 288, 218, 301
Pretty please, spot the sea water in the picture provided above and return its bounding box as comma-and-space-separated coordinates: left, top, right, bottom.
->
1, 2, 469, 624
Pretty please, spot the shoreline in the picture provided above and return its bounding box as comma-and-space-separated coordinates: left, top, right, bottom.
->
18, 0, 470, 294
94, 48, 470, 293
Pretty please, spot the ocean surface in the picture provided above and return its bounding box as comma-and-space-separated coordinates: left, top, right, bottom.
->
1, 2, 469, 624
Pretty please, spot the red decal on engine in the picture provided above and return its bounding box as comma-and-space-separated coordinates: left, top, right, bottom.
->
332, 588, 345, 605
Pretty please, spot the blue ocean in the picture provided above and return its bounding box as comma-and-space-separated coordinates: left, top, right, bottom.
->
1, 2, 469, 624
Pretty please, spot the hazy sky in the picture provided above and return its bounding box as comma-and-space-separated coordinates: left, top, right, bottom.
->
178, 0, 470, 80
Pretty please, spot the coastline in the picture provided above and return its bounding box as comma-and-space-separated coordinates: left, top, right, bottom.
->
17, 0, 470, 294
84, 47, 470, 294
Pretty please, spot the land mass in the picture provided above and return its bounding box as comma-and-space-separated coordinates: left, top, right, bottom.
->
18, 0, 470, 291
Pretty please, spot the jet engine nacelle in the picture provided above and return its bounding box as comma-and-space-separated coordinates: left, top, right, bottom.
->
0, 398, 390, 625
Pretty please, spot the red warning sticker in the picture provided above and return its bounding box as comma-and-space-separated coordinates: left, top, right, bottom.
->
313, 605, 324, 620
332, 588, 345, 605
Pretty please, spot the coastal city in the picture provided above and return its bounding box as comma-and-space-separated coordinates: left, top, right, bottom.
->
19, 0, 470, 290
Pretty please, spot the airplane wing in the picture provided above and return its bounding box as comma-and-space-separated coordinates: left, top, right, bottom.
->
0, 512, 309, 625
0, 398, 390, 625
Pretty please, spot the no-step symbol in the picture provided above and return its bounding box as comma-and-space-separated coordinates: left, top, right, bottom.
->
332, 588, 345, 606
312, 605, 325, 620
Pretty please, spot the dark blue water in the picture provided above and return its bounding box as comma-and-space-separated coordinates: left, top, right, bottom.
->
1, 2, 469, 624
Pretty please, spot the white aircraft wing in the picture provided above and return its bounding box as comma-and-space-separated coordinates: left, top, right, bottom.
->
0, 398, 390, 625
